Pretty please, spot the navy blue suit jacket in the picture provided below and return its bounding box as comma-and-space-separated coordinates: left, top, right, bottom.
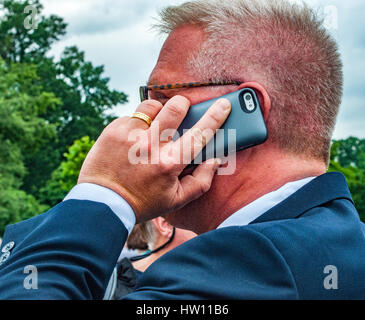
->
0, 172, 365, 299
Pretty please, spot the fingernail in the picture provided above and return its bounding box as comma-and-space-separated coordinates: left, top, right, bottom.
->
215, 158, 222, 166
217, 98, 231, 112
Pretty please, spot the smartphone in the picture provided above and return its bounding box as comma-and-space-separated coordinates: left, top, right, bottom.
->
176, 88, 268, 164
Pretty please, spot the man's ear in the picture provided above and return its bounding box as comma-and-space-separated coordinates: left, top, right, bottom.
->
238, 82, 271, 121
152, 217, 173, 239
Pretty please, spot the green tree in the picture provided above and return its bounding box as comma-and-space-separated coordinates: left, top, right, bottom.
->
0, 0, 128, 198
0, 58, 59, 234
329, 138, 365, 221
0, 0, 67, 63
331, 137, 365, 170
23, 46, 127, 197
39, 136, 94, 206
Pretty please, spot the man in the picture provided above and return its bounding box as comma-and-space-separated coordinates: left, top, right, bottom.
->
0, 0, 365, 299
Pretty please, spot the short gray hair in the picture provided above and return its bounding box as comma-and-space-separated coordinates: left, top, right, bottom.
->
155, 0, 343, 163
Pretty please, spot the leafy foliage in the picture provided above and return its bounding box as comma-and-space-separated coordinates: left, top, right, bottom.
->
0, 0, 66, 63
0, 0, 128, 198
0, 0, 128, 235
39, 136, 94, 206
0, 58, 59, 234
329, 137, 365, 221
330, 137, 365, 170
0, 189, 48, 237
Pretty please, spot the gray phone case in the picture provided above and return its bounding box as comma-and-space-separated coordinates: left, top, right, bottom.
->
176, 88, 268, 164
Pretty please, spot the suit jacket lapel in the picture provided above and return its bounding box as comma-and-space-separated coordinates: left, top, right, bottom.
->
249, 172, 354, 225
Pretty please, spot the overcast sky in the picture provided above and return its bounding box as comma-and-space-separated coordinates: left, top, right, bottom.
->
41, 0, 365, 139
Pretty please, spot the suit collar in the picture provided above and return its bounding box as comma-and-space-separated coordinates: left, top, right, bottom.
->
218, 176, 315, 229
249, 172, 353, 225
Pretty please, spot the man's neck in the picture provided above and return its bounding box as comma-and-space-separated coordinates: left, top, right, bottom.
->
132, 244, 170, 273
195, 145, 327, 233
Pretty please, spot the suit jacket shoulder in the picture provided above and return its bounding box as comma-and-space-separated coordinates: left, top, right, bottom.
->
126, 173, 365, 300
248, 198, 365, 299
126, 226, 300, 299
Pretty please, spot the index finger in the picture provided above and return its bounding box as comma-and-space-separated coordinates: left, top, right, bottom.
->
173, 98, 231, 168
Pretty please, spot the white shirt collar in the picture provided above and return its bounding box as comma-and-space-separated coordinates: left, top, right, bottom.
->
217, 176, 316, 229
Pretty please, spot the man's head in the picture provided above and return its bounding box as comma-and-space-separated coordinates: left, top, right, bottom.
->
148, 0, 343, 233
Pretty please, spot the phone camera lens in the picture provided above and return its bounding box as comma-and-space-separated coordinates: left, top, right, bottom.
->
240, 91, 256, 113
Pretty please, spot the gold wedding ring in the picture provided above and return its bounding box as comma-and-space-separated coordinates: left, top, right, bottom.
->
131, 112, 152, 127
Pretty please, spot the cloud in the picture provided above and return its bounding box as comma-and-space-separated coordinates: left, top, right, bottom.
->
42, 0, 184, 36
334, 94, 365, 139
332, 0, 365, 138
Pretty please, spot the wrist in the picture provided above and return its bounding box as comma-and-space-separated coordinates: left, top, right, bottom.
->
64, 183, 136, 233
77, 176, 146, 223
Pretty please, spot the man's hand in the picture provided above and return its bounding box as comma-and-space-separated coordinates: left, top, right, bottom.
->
78, 95, 231, 223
